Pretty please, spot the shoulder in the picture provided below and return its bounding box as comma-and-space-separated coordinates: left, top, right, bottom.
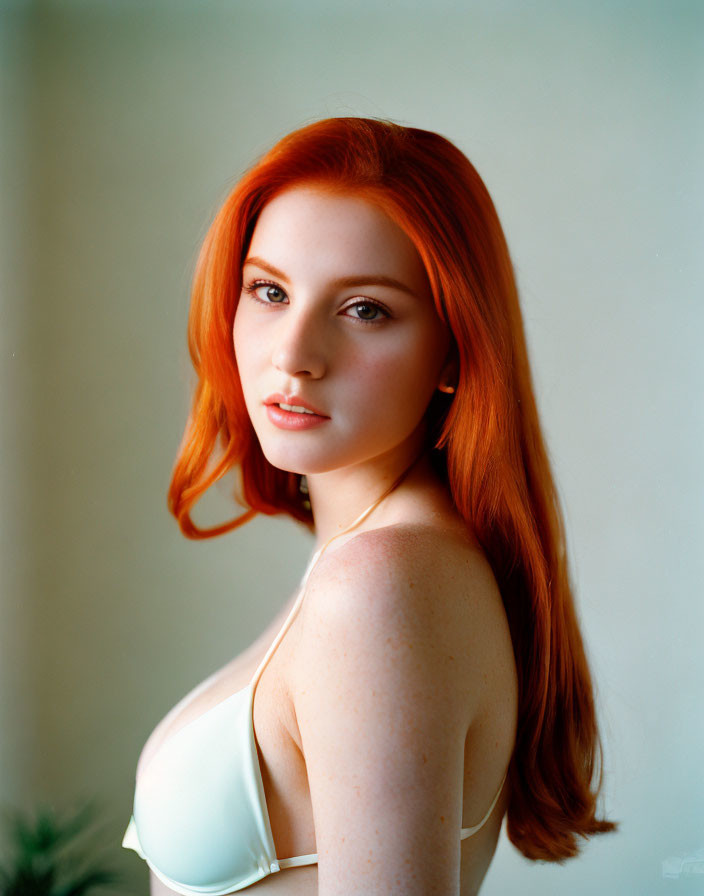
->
302, 522, 502, 637
293, 523, 504, 727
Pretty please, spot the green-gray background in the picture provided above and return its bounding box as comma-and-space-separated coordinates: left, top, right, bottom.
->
2, 1, 702, 893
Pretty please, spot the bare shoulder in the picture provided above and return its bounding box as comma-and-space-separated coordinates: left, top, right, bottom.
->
293, 522, 509, 726
302, 521, 504, 634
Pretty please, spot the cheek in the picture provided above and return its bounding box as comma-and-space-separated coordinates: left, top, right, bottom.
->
381, 326, 446, 392
347, 340, 440, 422
233, 310, 257, 380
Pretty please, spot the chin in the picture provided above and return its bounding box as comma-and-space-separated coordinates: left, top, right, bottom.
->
257, 441, 354, 478
257, 442, 320, 476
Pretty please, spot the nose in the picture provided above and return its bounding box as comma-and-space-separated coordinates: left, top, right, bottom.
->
271, 307, 327, 379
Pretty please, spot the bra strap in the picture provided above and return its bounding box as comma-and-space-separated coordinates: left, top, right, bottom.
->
460, 770, 508, 839
278, 851, 319, 868
249, 458, 418, 692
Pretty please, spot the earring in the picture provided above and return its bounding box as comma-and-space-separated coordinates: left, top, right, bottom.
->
437, 383, 456, 394
299, 474, 311, 511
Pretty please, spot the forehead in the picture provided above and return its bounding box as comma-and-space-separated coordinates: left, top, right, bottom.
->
246, 185, 428, 288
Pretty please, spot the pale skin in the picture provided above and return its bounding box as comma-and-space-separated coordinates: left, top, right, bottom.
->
140, 186, 518, 895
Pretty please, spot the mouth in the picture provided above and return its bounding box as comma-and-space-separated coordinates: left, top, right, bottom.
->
262, 393, 330, 430
276, 402, 317, 415
264, 393, 328, 417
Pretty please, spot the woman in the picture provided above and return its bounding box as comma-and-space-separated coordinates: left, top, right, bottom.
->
123, 118, 616, 895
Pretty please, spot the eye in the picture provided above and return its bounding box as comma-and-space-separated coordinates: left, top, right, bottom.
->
243, 280, 288, 304
343, 301, 389, 323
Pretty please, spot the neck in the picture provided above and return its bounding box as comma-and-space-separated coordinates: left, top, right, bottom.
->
306, 436, 428, 550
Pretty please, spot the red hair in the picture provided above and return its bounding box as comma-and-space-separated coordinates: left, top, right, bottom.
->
168, 117, 617, 860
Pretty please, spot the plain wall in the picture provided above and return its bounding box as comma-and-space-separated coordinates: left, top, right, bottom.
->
1, 1, 702, 893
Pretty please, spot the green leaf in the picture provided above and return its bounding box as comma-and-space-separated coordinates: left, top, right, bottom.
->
0, 801, 120, 896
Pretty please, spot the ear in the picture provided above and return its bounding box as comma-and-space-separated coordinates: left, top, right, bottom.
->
436, 346, 459, 394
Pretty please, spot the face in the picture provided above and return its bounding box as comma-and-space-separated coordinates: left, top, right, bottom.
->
233, 185, 452, 477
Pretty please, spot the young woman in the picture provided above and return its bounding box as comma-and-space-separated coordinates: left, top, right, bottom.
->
123, 118, 616, 895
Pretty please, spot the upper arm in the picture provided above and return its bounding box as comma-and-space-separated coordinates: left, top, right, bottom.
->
292, 529, 480, 896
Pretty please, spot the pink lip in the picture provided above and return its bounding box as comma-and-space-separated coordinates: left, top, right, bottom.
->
264, 393, 328, 417
263, 393, 330, 431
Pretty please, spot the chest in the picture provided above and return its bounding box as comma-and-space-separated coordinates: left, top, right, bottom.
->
137, 587, 303, 778
134, 580, 513, 896
135, 603, 314, 862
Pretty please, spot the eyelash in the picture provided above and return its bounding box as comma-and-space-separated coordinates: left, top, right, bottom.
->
242, 279, 390, 325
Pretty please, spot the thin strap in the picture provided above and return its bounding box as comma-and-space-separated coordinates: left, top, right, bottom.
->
278, 852, 318, 868
460, 770, 508, 839
249, 461, 416, 694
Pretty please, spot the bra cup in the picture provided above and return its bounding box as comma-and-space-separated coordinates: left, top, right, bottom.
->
133, 687, 276, 889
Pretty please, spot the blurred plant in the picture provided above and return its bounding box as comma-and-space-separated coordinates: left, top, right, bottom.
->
0, 801, 120, 896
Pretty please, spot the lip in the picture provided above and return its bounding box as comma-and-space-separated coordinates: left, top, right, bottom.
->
264, 393, 328, 417
263, 393, 330, 431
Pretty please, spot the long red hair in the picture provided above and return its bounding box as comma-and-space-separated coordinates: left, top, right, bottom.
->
168, 117, 616, 860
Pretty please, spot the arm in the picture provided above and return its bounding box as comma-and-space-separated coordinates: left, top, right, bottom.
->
291, 527, 479, 896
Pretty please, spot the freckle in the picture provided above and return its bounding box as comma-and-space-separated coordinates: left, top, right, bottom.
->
422, 753, 428, 763
449, 655, 455, 661
440, 816, 445, 823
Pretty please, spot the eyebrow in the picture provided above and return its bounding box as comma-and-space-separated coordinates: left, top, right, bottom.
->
243, 256, 419, 298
